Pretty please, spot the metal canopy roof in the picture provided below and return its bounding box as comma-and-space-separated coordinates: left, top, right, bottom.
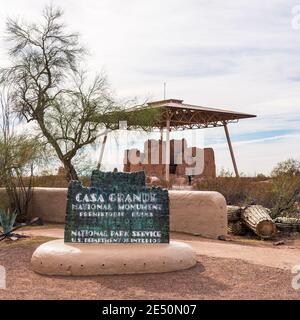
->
126, 99, 256, 130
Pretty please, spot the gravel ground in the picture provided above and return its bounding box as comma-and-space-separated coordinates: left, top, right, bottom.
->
0, 239, 300, 300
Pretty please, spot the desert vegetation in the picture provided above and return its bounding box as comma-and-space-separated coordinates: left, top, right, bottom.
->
195, 158, 300, 219
0, 4, 159, 224
0, 5, 299, 239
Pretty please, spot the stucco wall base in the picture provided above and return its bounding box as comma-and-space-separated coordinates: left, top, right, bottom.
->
31, 239, 197, 275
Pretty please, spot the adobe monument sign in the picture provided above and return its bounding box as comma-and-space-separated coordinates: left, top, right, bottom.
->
64, 170, 169, 244
31, 171, 196, 276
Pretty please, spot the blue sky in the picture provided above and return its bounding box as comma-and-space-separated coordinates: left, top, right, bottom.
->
1, 0, 300, 175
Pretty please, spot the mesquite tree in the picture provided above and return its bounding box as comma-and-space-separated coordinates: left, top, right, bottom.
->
1, 5, 123, 181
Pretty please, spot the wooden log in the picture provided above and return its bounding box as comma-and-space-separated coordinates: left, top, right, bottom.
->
227, 206, 242, 222
275, 217, 300, 224
241, 205, 276, 238
274, 217, 300, 233
228, 220, 248, 235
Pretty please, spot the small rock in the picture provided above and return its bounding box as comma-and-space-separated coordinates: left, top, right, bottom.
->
273, 240, 285, 246
30, 217, 44, 226
218, 235, 231, 241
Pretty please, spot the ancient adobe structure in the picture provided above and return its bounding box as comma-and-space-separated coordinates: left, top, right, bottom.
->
123, 138, 216, 182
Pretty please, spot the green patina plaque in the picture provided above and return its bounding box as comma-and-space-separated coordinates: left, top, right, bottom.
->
64, 170, 169, 243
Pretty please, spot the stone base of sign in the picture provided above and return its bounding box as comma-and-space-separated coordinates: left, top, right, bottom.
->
31, 240, 197, 276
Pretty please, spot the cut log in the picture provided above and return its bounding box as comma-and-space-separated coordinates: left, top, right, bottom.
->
227, 206, 242, 222
228, 221, 248, 235
241, 205, 276, 238
274, 217, 300, 233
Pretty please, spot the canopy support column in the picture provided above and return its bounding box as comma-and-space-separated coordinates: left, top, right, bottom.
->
165, 119, 170, 182
223, 122, 239, 177
97, 134, 108, 170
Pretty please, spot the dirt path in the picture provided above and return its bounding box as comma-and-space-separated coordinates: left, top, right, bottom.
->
0, 241, 300, 300
21, 228, 300, 271
185, 240, 300, 270
21, 228, 64, 239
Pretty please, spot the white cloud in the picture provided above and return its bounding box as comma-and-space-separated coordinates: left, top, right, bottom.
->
0, 0, 299, 175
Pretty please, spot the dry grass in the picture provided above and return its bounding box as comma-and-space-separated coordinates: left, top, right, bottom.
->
194, 177, 273, 206
194, 175, 300, 218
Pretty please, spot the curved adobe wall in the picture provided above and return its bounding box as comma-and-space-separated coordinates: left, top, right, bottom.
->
0, 188, 227, 239
169, 191, 227, 238
0, 188, 67, 223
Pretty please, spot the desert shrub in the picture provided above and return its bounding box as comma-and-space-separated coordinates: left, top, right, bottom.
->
271, 158, 300, 177
195, 175, 300, 213
256, 173, 268, 180
195, 177, 253, 205
268, 158, 300, 218
268, 175, 300, 218
0, 84, 47, 221
194, 159, 300, 218
245, 180, 274, 208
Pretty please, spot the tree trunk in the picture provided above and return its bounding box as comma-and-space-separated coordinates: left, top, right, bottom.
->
63, 160, 79, 181
36, 117, 79, 182
241, 205, 276, 238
